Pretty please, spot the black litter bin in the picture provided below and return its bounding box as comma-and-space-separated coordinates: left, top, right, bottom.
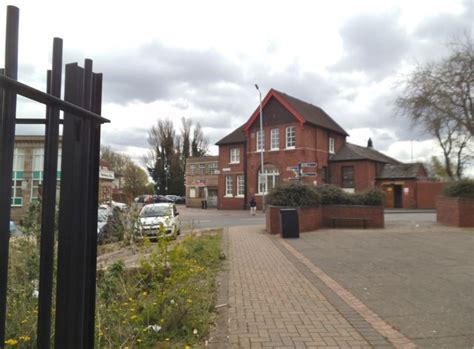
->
280, 208, 299, 238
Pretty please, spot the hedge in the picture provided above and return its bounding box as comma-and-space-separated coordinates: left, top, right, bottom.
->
443, 180, 474, 198
266, 183, 385, 207
316, 184, 385, 206
266, 182, 320, 207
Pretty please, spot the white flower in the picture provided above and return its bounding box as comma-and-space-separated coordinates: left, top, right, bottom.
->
146, 325, 162, 333
32, 290, 39, 298
193, 328, 198, 335
170, 299, 175, 305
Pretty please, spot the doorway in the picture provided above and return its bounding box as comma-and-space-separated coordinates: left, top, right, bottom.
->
394, 185, 403, 208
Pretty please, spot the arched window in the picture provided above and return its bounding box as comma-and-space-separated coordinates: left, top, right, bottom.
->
258, 164, 280, 194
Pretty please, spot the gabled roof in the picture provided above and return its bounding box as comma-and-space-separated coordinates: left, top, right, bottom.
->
377, 163, 426, 179
330, 143, 401, 164
215, 124, 246, 145
243, 89, 349, 136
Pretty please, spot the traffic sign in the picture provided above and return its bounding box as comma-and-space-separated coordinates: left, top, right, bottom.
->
300, 162, 317, 168
301, 173, 318, 177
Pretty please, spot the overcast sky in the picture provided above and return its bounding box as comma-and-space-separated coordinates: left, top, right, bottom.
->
1, 0, 472, 167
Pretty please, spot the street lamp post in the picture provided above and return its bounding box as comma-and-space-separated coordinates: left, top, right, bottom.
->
255, 84, 265, 212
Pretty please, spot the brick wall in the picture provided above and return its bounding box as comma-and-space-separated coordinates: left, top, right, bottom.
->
417, 182, 446, 209
436, 196, 474, 227
266, 206, 322, 234
218, 143, 246, 209
330, 160, 377, 191
266, 205, 383, 233
322, 205, 384, 228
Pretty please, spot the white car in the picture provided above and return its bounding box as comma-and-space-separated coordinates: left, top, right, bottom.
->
138, 203, 181, 238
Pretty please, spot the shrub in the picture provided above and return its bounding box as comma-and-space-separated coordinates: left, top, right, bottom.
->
266, 182, 320, 207
443, 179, 474, 198
358, 188, 385, 206
316, 184, 384, 206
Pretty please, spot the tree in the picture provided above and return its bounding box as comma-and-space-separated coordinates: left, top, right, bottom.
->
101, 146, 152, 201
191, 122, 209, 157
396, 34, 473, 180
101, 145, 130, 176
146, 117, 209, 195
122, 162, 151, 199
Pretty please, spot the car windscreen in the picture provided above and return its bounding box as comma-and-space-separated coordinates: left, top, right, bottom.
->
140, 206, 172, 217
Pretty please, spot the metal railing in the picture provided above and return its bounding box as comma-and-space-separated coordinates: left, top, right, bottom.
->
0, 6, 109, 348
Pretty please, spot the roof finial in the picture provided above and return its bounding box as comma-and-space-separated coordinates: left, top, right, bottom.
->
367, 138, 373, 148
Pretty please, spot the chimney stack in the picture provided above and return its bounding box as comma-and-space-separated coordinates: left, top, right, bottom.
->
367, 138, 373, 148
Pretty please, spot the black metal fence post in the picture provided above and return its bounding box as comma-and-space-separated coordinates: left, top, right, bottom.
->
0, 7, 108, 347
0, 6, 19, 346
37, 37, 63, 349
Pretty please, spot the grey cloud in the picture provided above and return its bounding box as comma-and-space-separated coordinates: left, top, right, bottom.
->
94, 42, 243, 105
332, 11, 411, 79
102, 127, 149, 150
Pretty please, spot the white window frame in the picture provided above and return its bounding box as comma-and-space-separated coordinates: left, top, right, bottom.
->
199, 164, 206, 176
225, 176, 233, 197
256, 130, 264, 152
270, 128, 279, 150
236, 175, 245, 197
230, 148, 240, 164
285, 126, 296, 149
208, 162, 218, 174
329, 137, 335, 154
190, 164, 196, 175
258, 166, 280, 194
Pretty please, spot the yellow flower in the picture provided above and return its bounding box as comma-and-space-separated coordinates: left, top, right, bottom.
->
184, 346, 191, 349
165, 338, 170, 341
186, 299, 193, 304
20, 320, 27, 324
130, 315, 138, 320
98, 332, 104, 337
142, 291, 148, 296
137, 339, 142, 342
4, 339, 18, 346
19, 336, 31, 342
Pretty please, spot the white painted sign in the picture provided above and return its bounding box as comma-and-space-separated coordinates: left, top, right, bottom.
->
99, 169, 115, 180
222, 168, 231, 172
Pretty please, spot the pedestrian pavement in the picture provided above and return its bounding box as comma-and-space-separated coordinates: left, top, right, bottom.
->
224, 225, 413, 348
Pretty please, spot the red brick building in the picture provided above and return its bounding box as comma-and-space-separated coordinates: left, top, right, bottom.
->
216, 89, 440, 210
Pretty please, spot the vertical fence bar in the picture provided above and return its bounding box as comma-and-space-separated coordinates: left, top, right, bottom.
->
0, 6, 19, 346
37, 37, 62, 349
55, 63, 85, 348
84, 71, 102, 348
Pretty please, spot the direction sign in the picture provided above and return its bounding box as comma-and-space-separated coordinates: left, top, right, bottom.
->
286, 166, 299, 171
300, 162, 317, 168
301, 173, 318, 177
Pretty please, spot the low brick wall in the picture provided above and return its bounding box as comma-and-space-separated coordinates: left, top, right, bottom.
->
322, 205, 384, 229
266, 205, 383, 233
437, 196, 474, 227
266, 206, 322, 235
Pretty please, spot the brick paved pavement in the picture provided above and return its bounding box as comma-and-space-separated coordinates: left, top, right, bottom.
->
227, 225, 373, 348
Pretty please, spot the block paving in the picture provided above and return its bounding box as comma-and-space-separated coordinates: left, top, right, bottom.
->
227, 226, 373, 348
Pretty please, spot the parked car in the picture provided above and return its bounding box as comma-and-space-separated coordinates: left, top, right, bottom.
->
138, 203, 181, 238
165, 195, 186, 204
134, 195, 153, 204
97, 210, 113, 243
152, 195, 174, 203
